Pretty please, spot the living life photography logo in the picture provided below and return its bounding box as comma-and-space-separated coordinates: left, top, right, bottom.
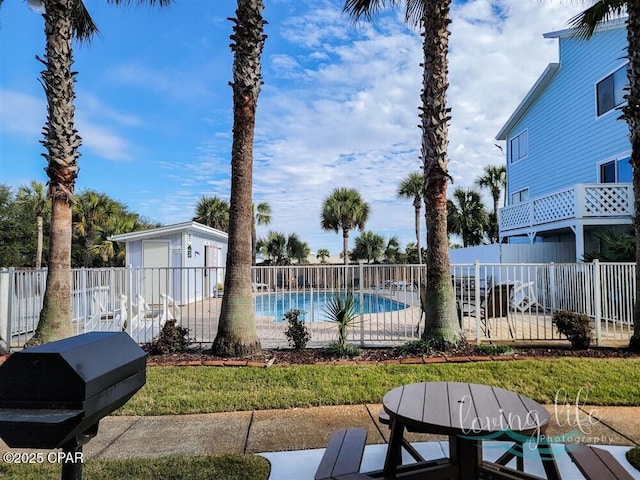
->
457, 388, 615, 460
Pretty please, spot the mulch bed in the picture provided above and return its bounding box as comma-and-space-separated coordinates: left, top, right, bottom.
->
145, 343, 640, 367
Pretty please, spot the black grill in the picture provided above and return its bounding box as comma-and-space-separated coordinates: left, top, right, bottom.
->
0, 332, 146, 478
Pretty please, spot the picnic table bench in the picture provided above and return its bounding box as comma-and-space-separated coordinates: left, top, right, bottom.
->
566, 444, 634, 480
315, 428, 367, 480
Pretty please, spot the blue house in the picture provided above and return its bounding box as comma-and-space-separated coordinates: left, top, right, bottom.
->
496, 18, 633, 262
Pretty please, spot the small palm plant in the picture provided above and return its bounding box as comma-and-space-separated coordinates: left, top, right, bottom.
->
323, 291, 358, 350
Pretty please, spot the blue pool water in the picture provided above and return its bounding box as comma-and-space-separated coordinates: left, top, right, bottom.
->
254, 291, 408, 322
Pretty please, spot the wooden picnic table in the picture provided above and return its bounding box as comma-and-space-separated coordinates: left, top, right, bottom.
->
380, 381, 561, 480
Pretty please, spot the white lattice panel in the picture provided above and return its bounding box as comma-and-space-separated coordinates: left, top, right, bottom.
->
584, 185, 632, 216
499, 203, 531, 230
533, 190, 575, 224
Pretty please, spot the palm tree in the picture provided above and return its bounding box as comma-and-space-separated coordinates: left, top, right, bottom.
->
570, 2, 640, 351
73, 190, 114, 267
193, 195, 229, 231
352, 230, 385, 263
476, 164, 506, 242
91, 211, 141, 266
12, 0, 171, 346
397, 172, 424, 264
320, 187, 370, 265
16, 181, 49, 270
447, 187, 489, 247
260, 231, 287, 264
384, 235, 401, 263
344, 0, 460, 342
286, 233, 309, 264
212, 0, 266, 357
252, 201, 271, 265
316, 248, 330, 263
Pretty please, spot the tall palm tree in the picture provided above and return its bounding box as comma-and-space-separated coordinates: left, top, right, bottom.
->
9, 0, 171, 345
16, 181, 49, 270
193, 195, 230, 231
476, 165, 506, 219
320, 187, 370, 265
212, 0, 266, 357
397, 172, 425, 264
252, 201, 271, 265
447, 187, 489, 247
476, 165, 506, 244
344, 0, 460, 342
570, 1, 640, 351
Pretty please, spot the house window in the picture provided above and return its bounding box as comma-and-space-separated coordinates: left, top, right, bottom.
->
596, 64, 628, 116
509, 130, 528, 163
511, 188, 529, 205
600, 161, 616, 183
599, 156, 632, 183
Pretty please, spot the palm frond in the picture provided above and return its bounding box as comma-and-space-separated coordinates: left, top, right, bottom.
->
71, 0, 99, 43
568, 0, 627, 40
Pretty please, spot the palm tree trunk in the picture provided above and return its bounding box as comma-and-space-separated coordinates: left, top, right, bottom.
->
28, 0, 80, 345
420, 0, 459, 343
627, 2, 640, 351
213, 0, 264, 356
34, 199, 75, 343
251, 221, 257, 266
342, 230, 350, 265
36, 215, 43, 270
413, 201, 422, 264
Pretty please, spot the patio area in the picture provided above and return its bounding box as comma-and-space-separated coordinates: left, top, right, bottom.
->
2, 402, 636, 479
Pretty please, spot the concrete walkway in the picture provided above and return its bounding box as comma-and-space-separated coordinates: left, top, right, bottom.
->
2, 403, 638, 478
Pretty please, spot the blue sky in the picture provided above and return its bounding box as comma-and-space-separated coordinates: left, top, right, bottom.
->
0, 0, 586, 256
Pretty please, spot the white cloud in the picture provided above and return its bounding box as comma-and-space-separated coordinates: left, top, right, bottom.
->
0, 90, 44, 139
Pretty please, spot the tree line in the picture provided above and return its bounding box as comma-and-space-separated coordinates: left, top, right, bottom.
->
0, 182, 158, 269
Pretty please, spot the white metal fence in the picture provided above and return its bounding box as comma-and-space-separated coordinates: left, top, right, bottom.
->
0, 261, 635, 351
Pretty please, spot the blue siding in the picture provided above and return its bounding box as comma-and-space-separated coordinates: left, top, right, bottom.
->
506, 26, 629, 201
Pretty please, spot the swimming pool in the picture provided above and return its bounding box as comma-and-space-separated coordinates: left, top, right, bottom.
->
254, 291, 408, 322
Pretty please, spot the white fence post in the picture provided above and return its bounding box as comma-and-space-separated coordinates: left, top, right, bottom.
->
474, 260, 481, 343
359, 262, 365, 347
0, 268, 11, 352
593, 259, 602, 345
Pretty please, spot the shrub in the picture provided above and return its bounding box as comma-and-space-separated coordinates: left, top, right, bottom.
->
626, 446, 640, 473
394, 339, 433, 356
552, 311, 592, 350
323, 290, 358, 348
475, 344, 514, 356
283, 309, 310, 350
323, 342, 362, 359
150, 320, 191, 354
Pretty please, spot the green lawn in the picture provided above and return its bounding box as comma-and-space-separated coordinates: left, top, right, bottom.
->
4, 358, 637, 479
119, 358, 640, 416
0, 454, 270, 480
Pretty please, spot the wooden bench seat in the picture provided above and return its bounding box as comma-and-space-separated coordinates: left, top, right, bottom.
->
315, 428, 368, 480
566, 444, 634, 480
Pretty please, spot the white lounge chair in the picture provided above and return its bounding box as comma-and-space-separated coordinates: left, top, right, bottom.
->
160, 293, 181, 324
510, 281, 542, 312
121, 294, 164, 344
85, 293, 118, 332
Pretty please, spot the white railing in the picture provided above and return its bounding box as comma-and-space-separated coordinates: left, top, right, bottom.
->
500, 183, 633, 233
0, 261, 635, 350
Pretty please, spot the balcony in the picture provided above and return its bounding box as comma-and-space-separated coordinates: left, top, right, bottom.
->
499, 183, 634, 234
